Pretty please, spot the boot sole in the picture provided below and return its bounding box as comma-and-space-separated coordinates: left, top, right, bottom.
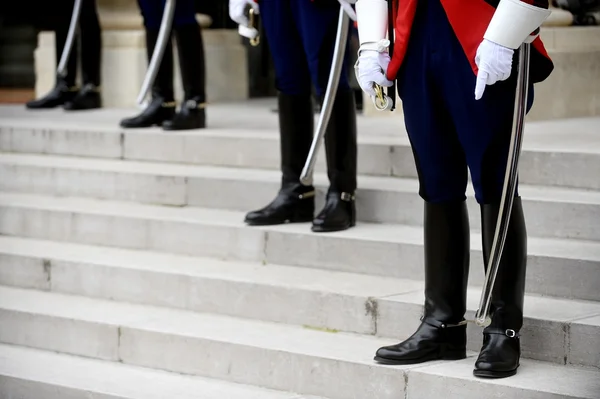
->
374, 351, 466, 365
245, 216, 314, 226
311, 221, 356, 233
473, 367, 518, 379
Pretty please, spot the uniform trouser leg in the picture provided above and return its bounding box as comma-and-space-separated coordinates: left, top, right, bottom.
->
374, 28, 470, 363
120, 0, 176, 128
79, 0, 101, 87
434, 22, 533, 379
292, 0, 358, 232
244, 0, 316, 226
63, 0, 103, 110
163, 17, 207, 130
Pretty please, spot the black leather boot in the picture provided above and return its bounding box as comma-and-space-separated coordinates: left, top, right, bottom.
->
25, 79, 78, 109
375, 201, 470, 364
163, 23, 207, 130
63, 83, 102, 110
312, 91, 357, 233
474, 197, 527, 379
120, 28, 176, 128
245, 92, 315, 225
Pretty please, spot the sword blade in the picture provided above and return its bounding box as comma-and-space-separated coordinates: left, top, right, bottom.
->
57, 0, 83, 78
474, 42, 531, 327
300, 8, 350, 186
136, 0, 177, 106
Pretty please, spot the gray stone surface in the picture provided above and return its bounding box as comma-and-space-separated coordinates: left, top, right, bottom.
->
1, 288, 599, 399
408, 357, 600, 399
0, 344, 325, 399
0, 103, 598, 398
0, 105, 598, 189
0, 193, 597, 302
0, 236, 599, 366
569, 315, 600, 369
0, 153, 598, 240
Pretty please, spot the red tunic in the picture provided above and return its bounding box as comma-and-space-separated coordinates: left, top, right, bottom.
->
386, 0, 554, 84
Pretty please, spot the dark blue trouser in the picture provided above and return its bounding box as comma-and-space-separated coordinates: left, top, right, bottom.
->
137, 0, 197, 29
398, 0, 534, 204
260, 0, 351, 96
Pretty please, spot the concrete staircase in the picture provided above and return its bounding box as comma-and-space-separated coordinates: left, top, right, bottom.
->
0, 101, 598, 399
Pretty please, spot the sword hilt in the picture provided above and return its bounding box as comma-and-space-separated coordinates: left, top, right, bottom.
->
243, 4, 260, 47
372, 84, 393, 111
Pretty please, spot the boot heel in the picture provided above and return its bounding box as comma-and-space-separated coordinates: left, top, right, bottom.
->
349, 202, 356, 227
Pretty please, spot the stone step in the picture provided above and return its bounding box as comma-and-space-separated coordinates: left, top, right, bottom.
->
0, 236, 598, 367
0, 344, 326, 399
1, 153, 598, 241
0, 287, 599, 399
0, 193, 598, 303
1, 105, 599, 190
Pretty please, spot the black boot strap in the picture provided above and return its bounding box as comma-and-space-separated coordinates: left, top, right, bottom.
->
298, 190, 316, 200
185, 99, 207, 109
421, 316, 467, 329
484, 328, 520, 338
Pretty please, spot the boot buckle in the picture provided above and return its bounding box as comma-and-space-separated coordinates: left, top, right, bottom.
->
298, 190, 316, 200
185, 99, 207, 109
340, 192, 355, 202
505, 329, 518, 338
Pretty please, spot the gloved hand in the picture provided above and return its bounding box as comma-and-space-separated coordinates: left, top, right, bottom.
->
355, 50, 394, 98
474, 38, 514, 100
229, 0, 259, 27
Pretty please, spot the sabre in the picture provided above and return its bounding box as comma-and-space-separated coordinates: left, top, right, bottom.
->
300, 7, 350, 186
57, 0, 83, 78
474, 39, 532, 327
136, 0, 177, 106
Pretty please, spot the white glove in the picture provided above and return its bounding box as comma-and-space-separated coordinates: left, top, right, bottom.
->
337, 0, 357, 21
474, 38, 514, 100
355, 50, 393, 98
229, 0, 259, 27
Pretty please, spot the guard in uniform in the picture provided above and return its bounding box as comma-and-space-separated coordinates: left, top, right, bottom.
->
26, 0, 102, 111
354, 0, 553, 378
229, 0, 358, 233
120, 0, 207, 130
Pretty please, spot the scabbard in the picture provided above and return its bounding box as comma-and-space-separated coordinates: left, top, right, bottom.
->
57, 0, 83, 78
474, 41, 531, 327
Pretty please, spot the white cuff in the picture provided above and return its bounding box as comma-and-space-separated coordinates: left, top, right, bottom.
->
484, 0, 551, 49
355, 0, 388, 46
359, 39, 390, 54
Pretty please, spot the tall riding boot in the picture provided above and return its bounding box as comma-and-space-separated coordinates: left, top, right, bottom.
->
375, 201, 470, 364
26, 22, 78, 109
244, 93, 315, 225
474, 197, 527, 378
64, 0, 102, 111
120, 29, 176, 128
312, 90, 357, 232
163, 23, 207, 130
